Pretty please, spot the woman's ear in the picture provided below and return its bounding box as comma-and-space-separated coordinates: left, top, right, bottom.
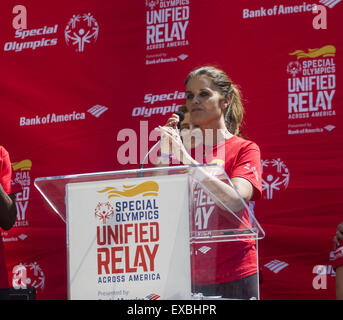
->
220, 98, 230, 112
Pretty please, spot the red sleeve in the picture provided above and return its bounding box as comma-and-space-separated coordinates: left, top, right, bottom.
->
230, 142, 262, 201
0, 146, 12, 194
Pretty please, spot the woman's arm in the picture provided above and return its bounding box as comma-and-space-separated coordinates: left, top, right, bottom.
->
188, 159, 254, 213
336, 265, 343, 300
159, 126, 255, 215
0, 147, 17, 230
0, 184, 17, 230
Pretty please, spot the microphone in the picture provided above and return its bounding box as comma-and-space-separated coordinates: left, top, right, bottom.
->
175, 110, 184, 129
138, 111, 184, 171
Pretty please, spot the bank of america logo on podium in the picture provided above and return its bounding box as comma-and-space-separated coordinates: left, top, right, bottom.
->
87, 105, 108, 118
145, 293, 160, 300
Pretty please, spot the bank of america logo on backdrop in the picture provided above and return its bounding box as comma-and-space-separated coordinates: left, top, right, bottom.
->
65, 13, 99, 52
198, 246, 211, 254
319, 0, 342, 8
264, 260, 289, 274
87, 105, 108, 118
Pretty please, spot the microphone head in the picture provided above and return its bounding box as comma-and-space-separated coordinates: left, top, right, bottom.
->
175, 111, 184, 129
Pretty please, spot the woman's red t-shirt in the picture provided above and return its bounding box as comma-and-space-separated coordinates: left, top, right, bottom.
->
191, 136, 262, 285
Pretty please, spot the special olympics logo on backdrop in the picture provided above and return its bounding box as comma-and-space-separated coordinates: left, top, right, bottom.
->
261, 158, 290, 200
94, 202, 114, 224
12, 262, 45, 293
286, 61, 302, 77
146, 0, 160, 10
64, 13, 99, 52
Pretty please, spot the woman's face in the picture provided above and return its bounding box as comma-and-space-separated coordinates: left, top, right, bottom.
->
185, 75, 227, 128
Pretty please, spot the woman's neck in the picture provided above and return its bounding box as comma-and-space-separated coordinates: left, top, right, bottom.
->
200, 123, 233, 146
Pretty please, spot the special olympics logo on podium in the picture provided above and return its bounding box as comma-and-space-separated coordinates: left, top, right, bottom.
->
64, 13, 99, 52
261, 158, 290, 200
94, 202, 114, 224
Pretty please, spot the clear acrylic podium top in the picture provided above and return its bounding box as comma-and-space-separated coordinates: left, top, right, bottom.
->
34, 164, 265, 243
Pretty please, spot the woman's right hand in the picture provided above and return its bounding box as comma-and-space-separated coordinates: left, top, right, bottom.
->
164, 113, 181, 128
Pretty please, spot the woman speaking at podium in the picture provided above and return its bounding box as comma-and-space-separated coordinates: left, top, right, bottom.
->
159, 66, 262, 299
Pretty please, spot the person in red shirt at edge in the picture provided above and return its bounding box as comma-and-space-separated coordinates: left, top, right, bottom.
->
158, 66, 262, 299
0, 146, 17, 299
333, 221, 343, 300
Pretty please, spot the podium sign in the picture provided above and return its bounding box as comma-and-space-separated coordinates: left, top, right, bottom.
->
35, 164, 265, 300
66, 174, 191, 300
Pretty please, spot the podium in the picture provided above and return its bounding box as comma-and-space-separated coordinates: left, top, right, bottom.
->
34, 164, 265, 300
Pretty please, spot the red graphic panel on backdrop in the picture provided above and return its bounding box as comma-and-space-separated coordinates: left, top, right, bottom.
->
0, 0, 342, 299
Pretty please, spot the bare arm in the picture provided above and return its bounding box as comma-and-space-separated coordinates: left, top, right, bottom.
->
336, 266, 343, 300
334, 222, 343, 250
0, 183, 17, 230
159, 126, 254, 214
188, 162, 254, 213
333, 222, 343, 299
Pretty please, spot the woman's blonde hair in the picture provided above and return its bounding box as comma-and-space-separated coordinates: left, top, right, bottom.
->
185, 66, 245, 136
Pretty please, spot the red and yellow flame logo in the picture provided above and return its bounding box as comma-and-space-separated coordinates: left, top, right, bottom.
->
97, 181, 159, 198
12, 159, 32, 171
289, 45, 336, 59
